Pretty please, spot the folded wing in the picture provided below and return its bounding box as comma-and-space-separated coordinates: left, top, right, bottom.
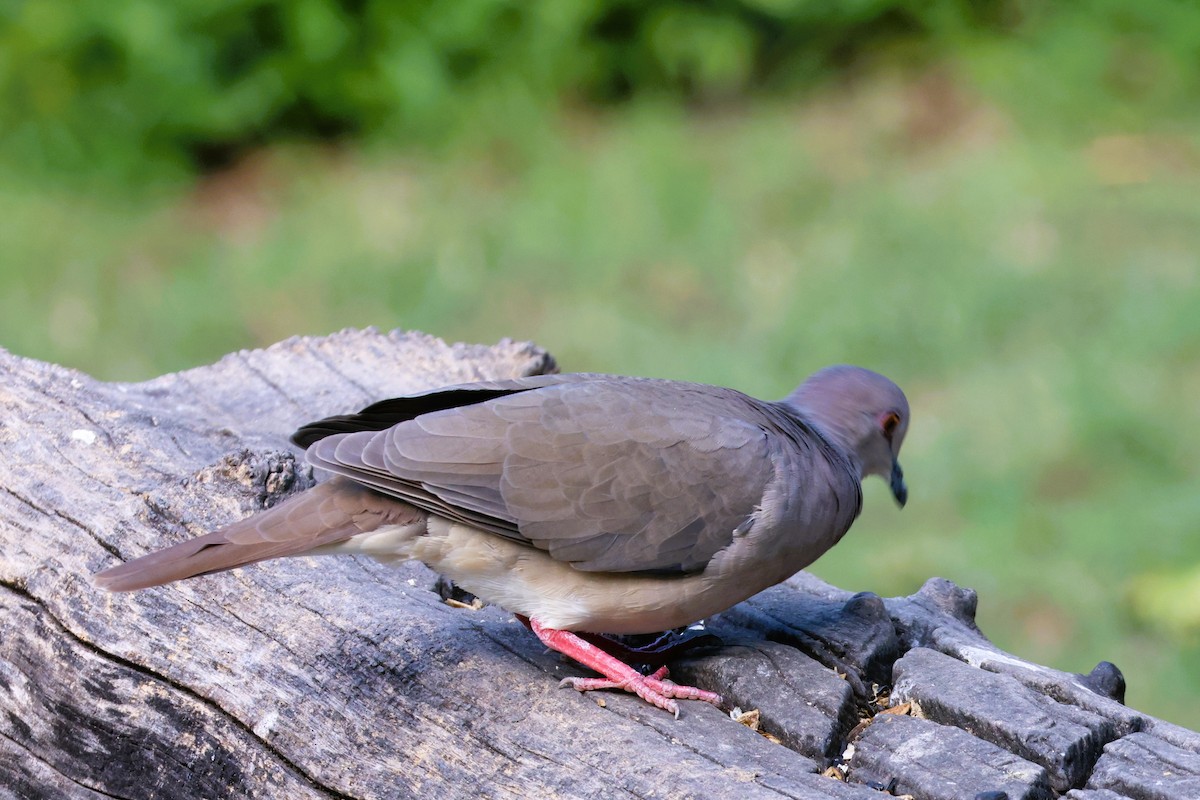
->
305, 378, 777, 574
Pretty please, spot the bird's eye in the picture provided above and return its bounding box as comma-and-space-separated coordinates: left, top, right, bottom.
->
881, 412, 900, 438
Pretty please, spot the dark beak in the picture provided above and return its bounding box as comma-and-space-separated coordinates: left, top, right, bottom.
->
890, 460, 907, 508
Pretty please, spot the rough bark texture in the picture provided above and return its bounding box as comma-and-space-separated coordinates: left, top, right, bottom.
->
1, 329, 1196, 800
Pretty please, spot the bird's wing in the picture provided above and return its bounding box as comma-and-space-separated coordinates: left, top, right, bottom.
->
305, 378, 777, 574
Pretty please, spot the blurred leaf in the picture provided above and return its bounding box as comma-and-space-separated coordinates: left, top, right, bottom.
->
1128, 567, 1200, 637
647, 7, 755, 93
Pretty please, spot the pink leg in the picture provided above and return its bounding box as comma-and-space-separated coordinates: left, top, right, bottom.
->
530, 619, 723, 718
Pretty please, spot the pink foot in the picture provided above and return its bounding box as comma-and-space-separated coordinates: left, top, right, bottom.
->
530, 619, 724, 718
563, 665, 670, 691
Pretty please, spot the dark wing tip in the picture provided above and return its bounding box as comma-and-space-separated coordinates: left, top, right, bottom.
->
292, 388, 530, 448
292, 414, 374, 448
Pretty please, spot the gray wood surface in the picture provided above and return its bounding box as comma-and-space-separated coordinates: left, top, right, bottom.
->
1, 330, 1196, 800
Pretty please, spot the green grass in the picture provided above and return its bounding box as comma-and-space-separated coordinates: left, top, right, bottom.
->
3, 73, 1199, 727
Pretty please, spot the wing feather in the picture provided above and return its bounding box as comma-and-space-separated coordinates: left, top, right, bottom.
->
302, 377, 778, 574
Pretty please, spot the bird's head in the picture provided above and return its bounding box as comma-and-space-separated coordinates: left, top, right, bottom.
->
785, 365, 910, 507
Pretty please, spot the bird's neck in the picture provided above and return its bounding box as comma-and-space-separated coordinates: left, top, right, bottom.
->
768, 400, 864, 479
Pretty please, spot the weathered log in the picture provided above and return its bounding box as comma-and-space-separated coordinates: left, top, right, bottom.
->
1, 329, 1197, 800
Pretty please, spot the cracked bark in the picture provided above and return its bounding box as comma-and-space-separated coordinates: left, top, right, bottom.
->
1, 329, 1197, 800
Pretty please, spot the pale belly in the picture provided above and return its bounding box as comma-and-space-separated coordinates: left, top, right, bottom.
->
405, 517, 818, 634
317, 507, 833, 635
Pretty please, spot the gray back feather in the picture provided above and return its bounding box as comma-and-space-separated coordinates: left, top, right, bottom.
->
306, 376, 783, 574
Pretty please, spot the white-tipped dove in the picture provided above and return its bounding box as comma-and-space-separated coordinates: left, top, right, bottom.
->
94, 366, 909, 716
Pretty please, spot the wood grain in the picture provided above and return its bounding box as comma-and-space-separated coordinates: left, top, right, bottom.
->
2, 330, 1196, 799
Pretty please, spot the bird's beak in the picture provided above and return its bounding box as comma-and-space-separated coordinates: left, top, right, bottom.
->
890, 460, 907, 508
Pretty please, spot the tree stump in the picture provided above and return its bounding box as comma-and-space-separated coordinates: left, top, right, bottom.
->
1, 329, 1197, 799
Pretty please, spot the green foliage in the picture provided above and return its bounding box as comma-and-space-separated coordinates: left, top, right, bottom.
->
7, 0, 1198, 182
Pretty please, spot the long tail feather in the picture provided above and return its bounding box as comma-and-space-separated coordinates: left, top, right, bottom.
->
93, 478, 424, 592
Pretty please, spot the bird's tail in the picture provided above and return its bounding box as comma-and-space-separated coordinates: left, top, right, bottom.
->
93, 478, 425, 592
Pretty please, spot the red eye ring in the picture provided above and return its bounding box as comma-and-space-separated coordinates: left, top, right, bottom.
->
881, 412, 900, 438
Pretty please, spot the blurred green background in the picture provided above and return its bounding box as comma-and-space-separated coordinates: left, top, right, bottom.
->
3, 1, 1198, 726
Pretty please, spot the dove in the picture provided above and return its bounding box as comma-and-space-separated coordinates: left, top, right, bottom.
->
95, 366, 909, 717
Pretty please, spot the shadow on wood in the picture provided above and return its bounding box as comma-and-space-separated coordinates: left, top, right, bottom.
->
1, 330, 1197, 799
